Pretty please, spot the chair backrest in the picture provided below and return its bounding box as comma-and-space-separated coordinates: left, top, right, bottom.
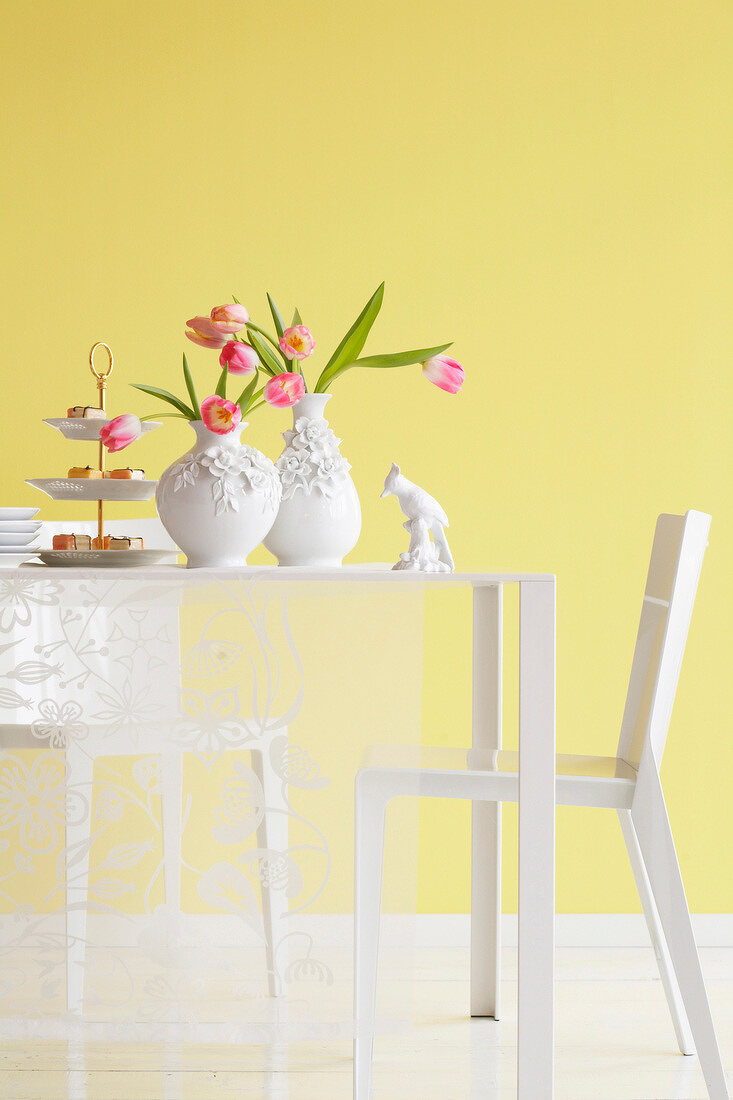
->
40, 516, 178, 553
616, 510, 711, 770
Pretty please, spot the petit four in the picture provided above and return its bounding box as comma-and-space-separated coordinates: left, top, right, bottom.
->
52, 534, 92, 550
67, 406, 106, 419
68, 466, 102, 479
92, 536, 144, 550
103, 468, 145, 480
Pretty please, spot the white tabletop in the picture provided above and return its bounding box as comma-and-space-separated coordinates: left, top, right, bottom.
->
12, 561, 554, 585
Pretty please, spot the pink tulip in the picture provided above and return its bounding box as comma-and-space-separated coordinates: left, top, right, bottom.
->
263, 373, 306, 408
100, 413, 142, 453
209, 303, 249, 334
219, 340, 259, 375
279, 325, 315, 361
186, 316, 228, 349
422, 354, 464, 394
201, 395, 242, 434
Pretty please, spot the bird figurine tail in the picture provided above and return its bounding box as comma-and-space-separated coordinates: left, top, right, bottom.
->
430, 522, 454, 571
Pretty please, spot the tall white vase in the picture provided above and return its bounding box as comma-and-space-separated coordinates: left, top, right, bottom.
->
156, 420, 281, 568
264, 393, 361, 567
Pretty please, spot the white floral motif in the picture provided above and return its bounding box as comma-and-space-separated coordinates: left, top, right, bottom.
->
171, 446, 280, 516
240, 847, 304, 897
31, 699, 88, 749
0, 753, 87, 852
276, 416, 351, 501
0, 579, 61, 633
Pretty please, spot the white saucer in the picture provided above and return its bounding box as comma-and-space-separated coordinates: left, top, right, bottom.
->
0, 508, 39, 520
0, 552, 40, 568
0, 532, 42, 546
0, 520, 43, 533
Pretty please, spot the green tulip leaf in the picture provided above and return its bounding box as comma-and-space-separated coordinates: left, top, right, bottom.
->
314, 282, 385, 392
267, 293, 286, 339
235, 371, 261, 412
291, 307, 302, 326
247, 328, 284, 377
326, 342, 452, 384
215, 366, 228, 398
129, 384, 195, 419
182, 353, 201, 419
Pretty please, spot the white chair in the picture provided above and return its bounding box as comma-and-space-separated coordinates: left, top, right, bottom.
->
354, 511, 729, 1100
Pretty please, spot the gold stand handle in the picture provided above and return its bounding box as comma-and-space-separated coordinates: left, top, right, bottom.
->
89, 342, 114, 545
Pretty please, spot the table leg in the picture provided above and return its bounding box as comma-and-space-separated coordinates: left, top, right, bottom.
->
518, 578, 555, 1098
252, 736, 289, 996
160, 745, 182, 943
471, 584, 502, 1018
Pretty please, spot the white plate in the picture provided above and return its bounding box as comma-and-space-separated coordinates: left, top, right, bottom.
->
0, 532, 42, 546
0, 508, 39, 520
0, 552, 40, 569
44, 419, 162, 441
0, 520, 43, 533
37, 549, 171, 568
26, 478, 157, 502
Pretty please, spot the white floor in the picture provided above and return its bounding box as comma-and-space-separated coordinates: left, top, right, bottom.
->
1, 946, 732, 1099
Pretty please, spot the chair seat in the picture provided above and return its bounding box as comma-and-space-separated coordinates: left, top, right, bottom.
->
362, 744, 638, 808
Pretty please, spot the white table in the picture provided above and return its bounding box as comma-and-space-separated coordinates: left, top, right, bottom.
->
0, 564, 555, 1097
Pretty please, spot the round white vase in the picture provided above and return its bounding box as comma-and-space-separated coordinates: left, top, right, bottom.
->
263, 393, 361, 567
155, 420, 281, 568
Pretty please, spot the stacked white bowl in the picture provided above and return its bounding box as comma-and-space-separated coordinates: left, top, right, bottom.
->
0, 508, 42, 567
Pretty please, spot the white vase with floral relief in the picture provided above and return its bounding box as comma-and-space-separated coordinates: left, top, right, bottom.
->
264, 393, 361, 567
156, 420, 281, 568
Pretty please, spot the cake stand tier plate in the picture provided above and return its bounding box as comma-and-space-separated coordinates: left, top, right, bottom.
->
37, 549, 172, 568
26, 478, 157, 502
43, 419, 162, 441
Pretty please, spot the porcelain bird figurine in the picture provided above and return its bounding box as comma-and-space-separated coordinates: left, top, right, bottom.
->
380, 463, 454, 573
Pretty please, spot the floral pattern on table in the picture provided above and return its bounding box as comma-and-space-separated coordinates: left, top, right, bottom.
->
0, 573, 334, 1034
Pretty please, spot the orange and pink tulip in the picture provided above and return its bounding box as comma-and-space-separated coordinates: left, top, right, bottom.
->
201, 395, 242, 434
185, 316, 229, 349
209, 303, 249, 333
220, 340, 259, 375
279, 325, 315, 361
100, 413, 142, 452
422, 354, 464, 394
263, 373, 306, 408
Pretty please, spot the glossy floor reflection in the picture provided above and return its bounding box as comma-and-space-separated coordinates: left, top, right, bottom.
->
1, 946, 731, 1098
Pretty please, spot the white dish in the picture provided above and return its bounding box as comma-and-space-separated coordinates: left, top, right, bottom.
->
0, 508, 39, 520
0, 552, 40, 569
0, 532, 42, 546
43, 418, 162, 441
0, 520, 43, 533
26, 478, 157, 502
37, 549, 171, 568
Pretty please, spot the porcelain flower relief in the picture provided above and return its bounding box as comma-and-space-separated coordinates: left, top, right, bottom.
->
275, 416, 351, 501
170, 443, 280, 516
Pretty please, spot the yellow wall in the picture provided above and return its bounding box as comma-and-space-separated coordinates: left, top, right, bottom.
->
1, 0, 731, 913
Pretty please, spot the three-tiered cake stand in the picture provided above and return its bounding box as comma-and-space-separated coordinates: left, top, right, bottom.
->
26, 342, 170, 566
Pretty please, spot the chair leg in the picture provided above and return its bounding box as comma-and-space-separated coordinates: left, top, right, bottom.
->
471, 583, 503, 1019
632, 765, 729, 1099
252, 741, 288, 997
354, 774, 388, 1100
65, 747, 94, 1016
471, 799, 501, 1018
618, 808, 695, 1055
